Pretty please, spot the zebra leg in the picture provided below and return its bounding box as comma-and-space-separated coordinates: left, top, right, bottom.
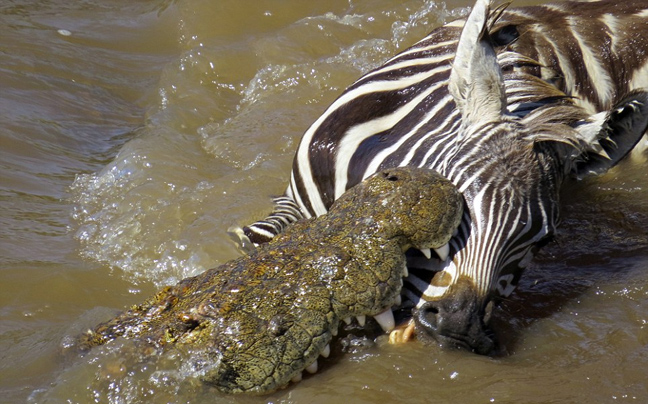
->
227, 225, 257, 254
228, 196, 304, 253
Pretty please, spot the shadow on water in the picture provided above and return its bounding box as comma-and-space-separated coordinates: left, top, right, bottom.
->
491, 169, 648, 355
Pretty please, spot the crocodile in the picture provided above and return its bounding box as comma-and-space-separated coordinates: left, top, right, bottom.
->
76, 167, 463, 394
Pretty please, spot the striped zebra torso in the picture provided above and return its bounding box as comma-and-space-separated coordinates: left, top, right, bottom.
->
241, 0, 648, 353
290, 1, 648, 216
290, 24, 464, 216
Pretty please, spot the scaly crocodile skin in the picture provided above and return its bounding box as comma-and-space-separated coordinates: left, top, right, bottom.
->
77, 167, 463, 394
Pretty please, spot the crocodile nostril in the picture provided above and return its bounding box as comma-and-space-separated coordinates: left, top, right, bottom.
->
382, 171, 399, 181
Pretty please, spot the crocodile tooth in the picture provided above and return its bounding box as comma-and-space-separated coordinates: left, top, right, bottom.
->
331, 327, 338, 337
434, 243, 450, 261
374, 309, 395, 332
402, 262, 408, 277
306, 359, 318, 374
356, 315, 366, 326
420, 248, 432, 259
291, 372, 303, 383
343, 317, 352, 325
394, 294, 402, 306
320, 344, 331, 358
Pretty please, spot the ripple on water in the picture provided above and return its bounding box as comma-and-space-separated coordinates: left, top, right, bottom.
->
68, 0, 466, 289
20, 0, 648, 403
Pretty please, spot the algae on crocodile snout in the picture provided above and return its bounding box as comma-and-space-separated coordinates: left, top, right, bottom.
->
75, 167, 463, 394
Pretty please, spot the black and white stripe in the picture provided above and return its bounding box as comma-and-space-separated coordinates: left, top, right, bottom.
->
242, 196, 303, 245
243, 0, 648, 311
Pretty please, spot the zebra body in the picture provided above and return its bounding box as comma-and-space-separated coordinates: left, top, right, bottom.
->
242, 0, 648, 353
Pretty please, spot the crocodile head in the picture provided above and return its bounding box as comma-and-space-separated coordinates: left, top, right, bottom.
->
77, 167, 463, 394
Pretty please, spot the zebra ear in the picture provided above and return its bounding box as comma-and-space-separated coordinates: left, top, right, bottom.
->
449, 0, 506, 125
572, 90, 648, 178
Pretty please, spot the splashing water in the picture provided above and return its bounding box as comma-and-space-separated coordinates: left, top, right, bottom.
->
69, 0, 466, 288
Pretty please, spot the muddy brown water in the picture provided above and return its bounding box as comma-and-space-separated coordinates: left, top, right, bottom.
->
1, 0, 647, 403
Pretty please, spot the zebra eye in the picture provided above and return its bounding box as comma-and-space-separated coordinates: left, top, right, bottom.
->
491, 24, 519, 47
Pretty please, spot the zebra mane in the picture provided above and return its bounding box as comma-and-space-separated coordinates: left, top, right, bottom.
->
499, 50, 591, 155
487, 1, 512, 29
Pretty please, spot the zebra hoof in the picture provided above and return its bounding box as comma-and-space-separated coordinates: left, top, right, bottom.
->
227, 225, 256, 254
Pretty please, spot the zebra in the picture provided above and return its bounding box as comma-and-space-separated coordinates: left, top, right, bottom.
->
233, 0, 648, 354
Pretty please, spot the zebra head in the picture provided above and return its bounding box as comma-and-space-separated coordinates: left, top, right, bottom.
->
412, 0, 648, 354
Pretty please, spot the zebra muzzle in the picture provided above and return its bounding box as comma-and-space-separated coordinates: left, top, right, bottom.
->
413, 278, 495, 355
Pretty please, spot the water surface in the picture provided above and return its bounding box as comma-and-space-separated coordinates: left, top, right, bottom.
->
1, 0, 647, 403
